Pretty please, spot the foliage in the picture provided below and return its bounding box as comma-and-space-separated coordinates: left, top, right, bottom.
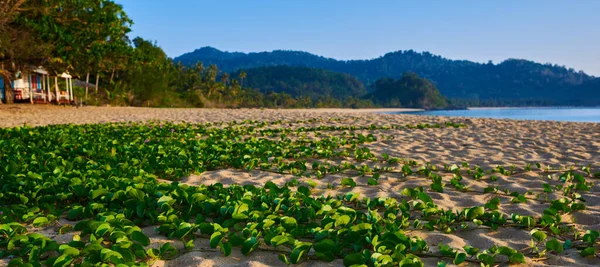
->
232, 65, 367, 100
366, 73, 449, 109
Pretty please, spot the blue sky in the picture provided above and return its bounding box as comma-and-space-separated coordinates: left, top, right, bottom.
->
118, 0, 600, 76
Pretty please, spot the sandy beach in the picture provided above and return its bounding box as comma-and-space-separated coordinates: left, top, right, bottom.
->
1, 105, 599, 267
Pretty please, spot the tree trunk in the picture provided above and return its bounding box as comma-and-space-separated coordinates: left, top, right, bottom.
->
85, 72, 90, 101
95, 73, 100, 93
3, 77, 14, 104
110, 69, 115, 83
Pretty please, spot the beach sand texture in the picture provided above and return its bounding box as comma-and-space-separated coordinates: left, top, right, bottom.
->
1, 105, 599, 267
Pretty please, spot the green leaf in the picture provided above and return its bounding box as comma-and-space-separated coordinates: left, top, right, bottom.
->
453, 252, 466, 265
131, 231, 150, 246
463, 245, 479, 256
476, 253, 495, 266
20, 195, 29, 204
298, 186, 311, 196
466, 207, 484, 220
546, 238, 564, 253
33, 217, 49, 227
350, 223, 372, 232
52, 254, 73, 267
241, 236, 259, 255
58, 244, 80, 257
315, 251, 335, 262
497, 246, 516, 256
270, 235, 290, 247
157, 195, 175, 208
531, 229, 547, 242
278, 254, 290, 264
100, 248, 123, 262
431, 183, 444, 192
399, 254, 424, 267
417, 192, 433, 204
290, 242, 312, 264
509, 252, 526, 263
158, 242, 178, 260
580, 247, 596, 257
95, 223, 112, 237
343, 253, 366, 266
220, 241, 232, 256
314, 239, 334, 252
91, 188, 109, 199
336, 215, 351, 227
583, 230, 600, 245
210, 232, 223, 249
341, 178, 356, 187
232, 203, 249, 219
282, 217, 297, 230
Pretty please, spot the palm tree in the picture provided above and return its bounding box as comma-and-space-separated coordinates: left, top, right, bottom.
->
221, 73, 230, 86
195, 62, 204, 75
239, 71, 246, 88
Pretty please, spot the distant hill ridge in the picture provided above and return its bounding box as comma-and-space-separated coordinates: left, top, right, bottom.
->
175, 47, 600, 106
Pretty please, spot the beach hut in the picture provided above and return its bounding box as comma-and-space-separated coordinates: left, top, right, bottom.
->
29, 68, 52, 103
56, 72, 74, 104
1, 68, 75, 104
10, 68, 52, 103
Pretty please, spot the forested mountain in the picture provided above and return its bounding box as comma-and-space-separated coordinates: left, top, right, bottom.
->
232, 66, 367, 100
175, 47, 599, 105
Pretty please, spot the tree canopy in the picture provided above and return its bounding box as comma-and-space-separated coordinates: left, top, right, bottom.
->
366, 73, 449, 109
233, 65, 367, 100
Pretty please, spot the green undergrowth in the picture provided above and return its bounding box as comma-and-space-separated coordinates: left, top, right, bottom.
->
0, 119, 598, 267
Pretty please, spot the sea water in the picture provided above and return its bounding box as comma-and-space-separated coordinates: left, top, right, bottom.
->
394, 107, 600, 123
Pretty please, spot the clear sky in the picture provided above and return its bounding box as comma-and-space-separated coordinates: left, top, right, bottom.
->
118, 0, 600, 76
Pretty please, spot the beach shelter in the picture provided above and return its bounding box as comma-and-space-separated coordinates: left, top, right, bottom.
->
55, 72, 74, 104
29, 67, 52, 103
6, 67, 56, 103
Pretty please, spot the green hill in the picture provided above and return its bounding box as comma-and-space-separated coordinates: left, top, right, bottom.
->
175, 47, 599, 106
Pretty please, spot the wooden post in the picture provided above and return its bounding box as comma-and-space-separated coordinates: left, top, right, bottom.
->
41, 74, 45, 102
85, 72, 89, 101
54, 76, 59, 103
95, 73, 99, 93
29, 74, 33, 104
47, 75, 51, 102
69, 77, 74, 103
64, 77, 69, 102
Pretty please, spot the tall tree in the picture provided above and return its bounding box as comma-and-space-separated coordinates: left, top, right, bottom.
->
1, 0, 132, 103
239, 71, 246, 87
0, 0, 51, 103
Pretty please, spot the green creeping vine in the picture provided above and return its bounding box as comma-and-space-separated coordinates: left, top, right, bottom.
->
0, 119, 598, 266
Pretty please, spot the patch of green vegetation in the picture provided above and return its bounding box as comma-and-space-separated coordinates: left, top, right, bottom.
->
0, 119, 597, 266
